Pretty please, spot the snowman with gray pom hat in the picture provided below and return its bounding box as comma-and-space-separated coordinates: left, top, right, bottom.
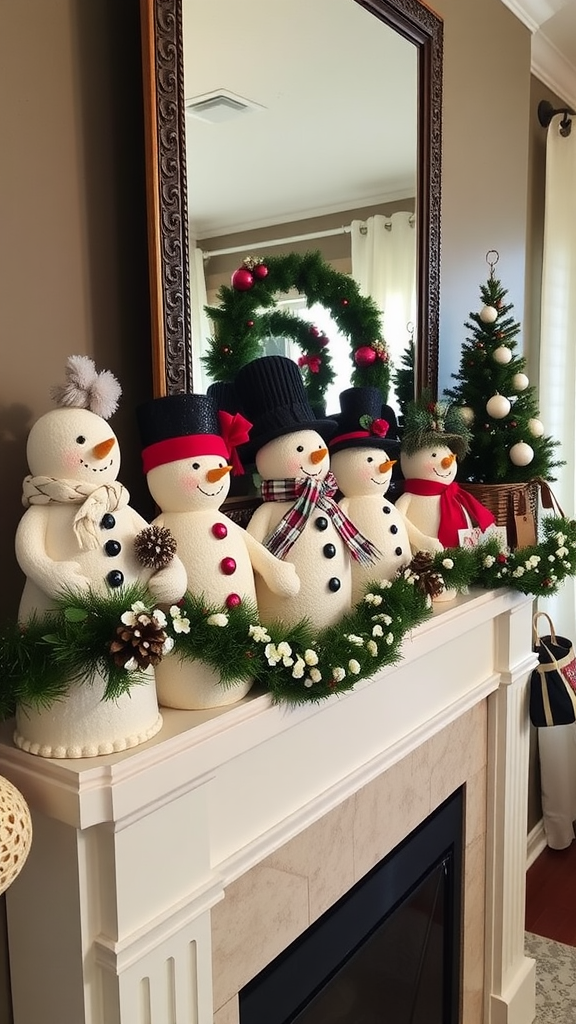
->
235, 356, 382, 629
329, 387, 443, 605
16, 354, 187, 621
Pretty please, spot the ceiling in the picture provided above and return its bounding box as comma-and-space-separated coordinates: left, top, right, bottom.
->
182, 0, 576, 242
182, 0, 418, 239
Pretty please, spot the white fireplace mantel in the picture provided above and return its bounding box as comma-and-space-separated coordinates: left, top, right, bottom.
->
0, 588, 537, 1024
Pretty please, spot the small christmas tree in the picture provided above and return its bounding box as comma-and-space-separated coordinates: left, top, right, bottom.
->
444, 252, 563, 484
393, 329, 415, 426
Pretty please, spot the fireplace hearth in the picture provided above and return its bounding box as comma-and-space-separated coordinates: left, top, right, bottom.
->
239, 789, 463, 1024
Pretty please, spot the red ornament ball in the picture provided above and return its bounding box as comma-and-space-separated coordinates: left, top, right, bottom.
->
246, 320, 254, 328
221, 346, 231, 355
497, 553, 507, 564
231, 267, 254, 291
253, 263, 268, 280
354, 346, 377, 367
341, 298, 349, 306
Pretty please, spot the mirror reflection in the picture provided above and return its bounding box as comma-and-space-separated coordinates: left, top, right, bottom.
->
182, 0, 418, 414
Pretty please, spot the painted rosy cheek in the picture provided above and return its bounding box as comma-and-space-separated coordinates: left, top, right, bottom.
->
288, 455, 303, 475
64, 450, 83, 471
183, 475, 199, 492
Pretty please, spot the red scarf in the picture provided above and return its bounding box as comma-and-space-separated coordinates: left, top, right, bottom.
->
402, 479, 495, 548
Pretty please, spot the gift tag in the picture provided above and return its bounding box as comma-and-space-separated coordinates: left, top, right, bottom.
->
514, 510, 536, 548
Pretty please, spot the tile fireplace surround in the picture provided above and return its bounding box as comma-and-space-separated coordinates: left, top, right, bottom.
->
0, 588, 537, 1024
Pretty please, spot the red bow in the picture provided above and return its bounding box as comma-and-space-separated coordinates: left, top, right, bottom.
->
218, 410, 253, 475
298, 354, 321, 374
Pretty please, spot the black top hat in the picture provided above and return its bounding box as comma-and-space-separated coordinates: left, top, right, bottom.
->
137, 393, 219, 449
329, 387, 401, 457
137, 392, 248, 474
234, 355, 338, 458
207, 380, 242, 416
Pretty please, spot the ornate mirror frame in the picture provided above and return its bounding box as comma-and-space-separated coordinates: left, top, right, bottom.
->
140, 0, 443, 400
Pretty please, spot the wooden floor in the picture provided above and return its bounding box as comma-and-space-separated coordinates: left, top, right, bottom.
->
525, 840, 576, 947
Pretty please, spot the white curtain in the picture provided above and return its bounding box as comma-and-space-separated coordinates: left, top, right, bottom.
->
537, 116, 576, 849
190, 246, 212, 393
350, 212, 417, 409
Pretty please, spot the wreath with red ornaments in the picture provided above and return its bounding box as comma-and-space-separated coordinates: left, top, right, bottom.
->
203, 250, 391, 412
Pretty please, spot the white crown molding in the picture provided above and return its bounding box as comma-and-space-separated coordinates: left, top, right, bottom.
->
532, 29, 576, 108
499, 0, 576, 108
498, 0, 572, 33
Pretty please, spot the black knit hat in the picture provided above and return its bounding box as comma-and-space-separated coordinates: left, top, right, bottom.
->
137, 392, 251, 475
207, 380, 242, 416
234, 355, 337, 458
329, 387, 401, 458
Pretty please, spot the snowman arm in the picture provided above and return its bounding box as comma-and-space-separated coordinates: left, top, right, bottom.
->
404, 518, 444, 554
242, 529, 300, 597
244, 504, 273, 544
147, 555, 188, 606
394, 492, 411, 516
15, 509, 90, 597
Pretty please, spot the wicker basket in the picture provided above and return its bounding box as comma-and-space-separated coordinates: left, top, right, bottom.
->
459, 480, 539, 548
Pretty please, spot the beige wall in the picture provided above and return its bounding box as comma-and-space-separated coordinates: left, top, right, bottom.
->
0, 0, 562, 1019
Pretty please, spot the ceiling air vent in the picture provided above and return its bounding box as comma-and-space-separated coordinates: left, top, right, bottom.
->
185, 90, 265, 124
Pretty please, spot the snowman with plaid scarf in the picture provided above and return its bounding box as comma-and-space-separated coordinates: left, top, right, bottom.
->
235, 357, 381, 629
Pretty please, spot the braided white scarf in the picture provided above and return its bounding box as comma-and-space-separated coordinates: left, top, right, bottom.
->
22, 476, 130, 551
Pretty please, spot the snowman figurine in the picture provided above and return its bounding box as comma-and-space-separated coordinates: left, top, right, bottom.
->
137, 391, 300, 708
234, 356, 381, 629
395, 397, 496, 548
329, 387, 443, 605
16, 355, 187, 621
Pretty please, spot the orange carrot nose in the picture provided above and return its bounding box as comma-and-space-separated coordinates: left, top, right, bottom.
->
379, 459, 397, 474
92, 437, 115, 460
206, 465, 232, 483
310, 447, 328, 465
441, 453, 456, 469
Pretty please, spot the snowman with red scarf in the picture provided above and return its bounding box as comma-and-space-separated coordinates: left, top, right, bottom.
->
395, 396, 495, 547
235, 356, 381, 629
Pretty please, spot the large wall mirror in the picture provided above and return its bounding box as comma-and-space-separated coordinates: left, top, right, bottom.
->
140, 0, 443, 403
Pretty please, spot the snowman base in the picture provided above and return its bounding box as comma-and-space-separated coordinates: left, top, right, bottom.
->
155, 656, 253, 710
13, 667, 162, 759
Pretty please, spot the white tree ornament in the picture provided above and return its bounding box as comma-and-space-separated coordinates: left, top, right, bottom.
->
512, 372, 529, 391
492, 345, 512, 365
509, 441, 534, 466
486, 393, 511, 419
479, 304, 498, 323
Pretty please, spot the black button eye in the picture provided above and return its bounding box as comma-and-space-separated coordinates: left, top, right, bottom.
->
431, 452, 437, 458
296, 445, 304, 453
192, 462, 200, 470
76, 435, 86, 445
367, 457, 374, 463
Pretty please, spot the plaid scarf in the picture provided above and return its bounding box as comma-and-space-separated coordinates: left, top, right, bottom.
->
260, 472, 381, 565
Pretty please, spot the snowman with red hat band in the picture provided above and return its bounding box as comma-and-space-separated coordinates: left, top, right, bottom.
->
234, 356, 381, 629
137, 390, 300, 709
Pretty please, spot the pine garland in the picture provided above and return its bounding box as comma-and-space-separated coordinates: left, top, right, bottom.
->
2, 514, 575, 713
203, 250, 391, 412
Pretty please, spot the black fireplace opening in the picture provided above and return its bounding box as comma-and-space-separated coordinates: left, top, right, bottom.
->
239, 787, 463, 1024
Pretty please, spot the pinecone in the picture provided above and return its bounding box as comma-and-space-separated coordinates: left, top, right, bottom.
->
110, 613, 168, 670
134, 525, 177, 570
406, 552, 445, 600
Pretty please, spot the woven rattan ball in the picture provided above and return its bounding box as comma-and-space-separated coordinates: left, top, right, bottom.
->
0, 777, 32, 895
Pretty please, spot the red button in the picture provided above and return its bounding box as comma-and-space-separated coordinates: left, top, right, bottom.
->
212, 522, 228, 539
226, 593, 242, 608
220, 557, 237, 575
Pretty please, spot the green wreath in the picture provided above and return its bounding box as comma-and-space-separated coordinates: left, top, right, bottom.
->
2, 514, 575, 714
203, 250, 391, 413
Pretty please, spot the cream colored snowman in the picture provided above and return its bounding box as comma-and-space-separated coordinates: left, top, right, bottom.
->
235, 357, 380, 629
16, 355, 187, 620
329, 388, 442, 605
137, 391, 300, 708
395, 397, 495, 549
13, 355, 187, 759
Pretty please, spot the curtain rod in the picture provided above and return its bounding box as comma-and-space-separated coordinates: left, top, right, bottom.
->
201, 214, 415, 260
538, 99, 575, 137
